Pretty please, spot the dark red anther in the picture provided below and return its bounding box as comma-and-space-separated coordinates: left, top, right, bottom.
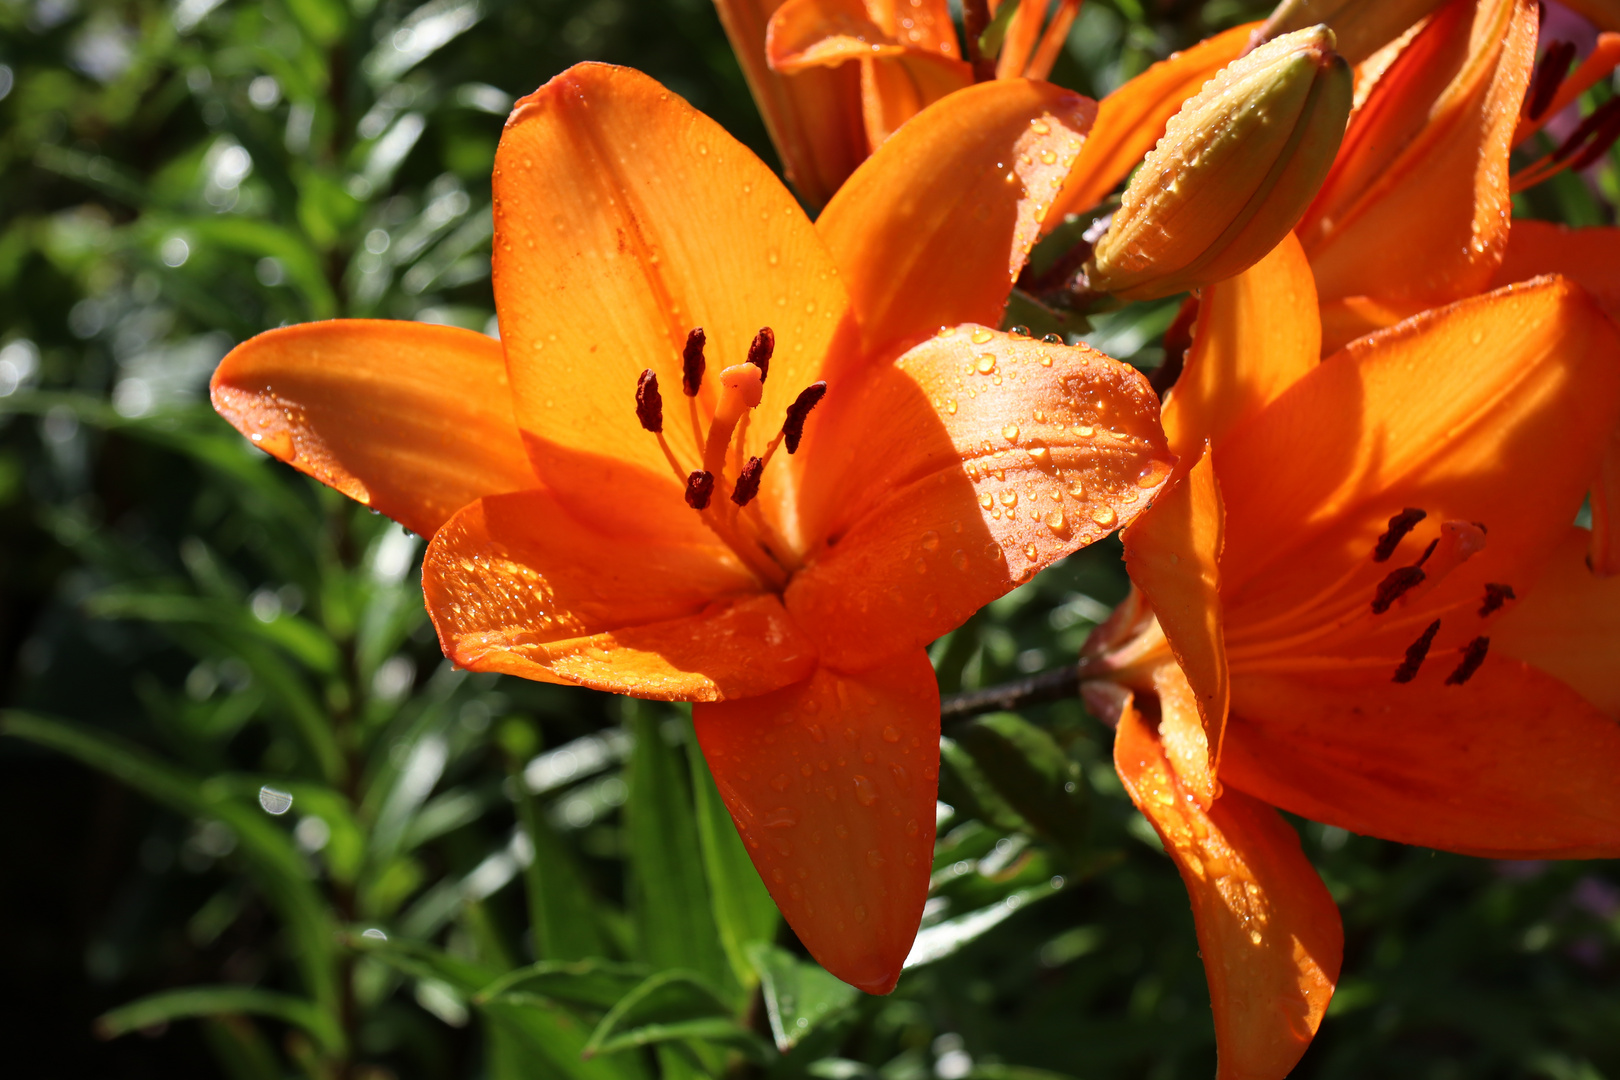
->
1393, 619, 1442, 683
685, 470, 715, 509
1372, 565, 1426, 614
1479, 583, 1517, 617
1414, 538, 1439, 567
781, 381, 828, 454
747, 327, 775, 383
1551, 97, 1620, 167
635, 369, 663, 433
731, 456, 764, 506
1445, 636, 1490, 685
1373, 508, 1427, 562
1526, 40, 1576, 121
682, 328, 706, 397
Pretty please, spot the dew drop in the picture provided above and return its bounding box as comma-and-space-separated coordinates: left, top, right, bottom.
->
1031, 119, 1051, 135
1046, 509, 1065, 531
1091, 505, 1117, 527
1076, 424, 1094, 437
920, 530, 940, 551
866, 850, 885, 867
952, 549, 969, 569
999, 490, 1018, 507
882, 725, 900, 742
1002, 422, 1020, 441
853, 775, 879, 806
946, 398, 958, 415
764, 807, 800, 828
976, 354, 997, 374
971, 328, 994, 344
1040, 150, 1057, 165
979, 492, 995, 510
1028, 446, 1051, 467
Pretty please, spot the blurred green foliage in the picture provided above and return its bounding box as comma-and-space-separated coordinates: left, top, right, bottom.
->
1, 0, 1618, 1078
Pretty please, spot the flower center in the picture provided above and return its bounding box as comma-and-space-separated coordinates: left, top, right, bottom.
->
633, 325, 827, 591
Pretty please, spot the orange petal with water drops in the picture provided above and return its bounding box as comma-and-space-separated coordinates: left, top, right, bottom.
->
1216, 278, 1620, 615
786, 327, 1174, 672
1298, 0, 1537, 306
713, 0, 868, 207
817, 78, 1096, 363
865, 0, 959, 55
1316, 295, 1430, 356
492, 63, 855, 522
1123, 445, 1228, 783
692, 650, 939, 994
1222, 658, 1620, 858
1494, 526, 1620, 716
211, 320, 536, 539
1161, 232, 1320, 459
1490, 219, 1620, 319
421, 488, 816, 701
857, 50, 974, 150
1047, 23, 1253, 224
1115, 697, 1341, 1080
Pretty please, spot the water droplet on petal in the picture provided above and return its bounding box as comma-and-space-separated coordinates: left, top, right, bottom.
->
1091, 505, 1117, 527
971, 328, 994, 344
853, 775, 878, 806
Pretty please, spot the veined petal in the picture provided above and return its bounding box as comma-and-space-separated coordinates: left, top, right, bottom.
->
692, 651, 939, 994
1123, 445, 1228, 780
1317, 295, 1430, 356
211, 320, 535, 539
1115, 697, 1341, 1080
786, 327, 1173, 671
1162, 233, 1320, 459
422, 489, 816, 701
1217, 279, 1620, 636
1048, 24, 1253, 223
857, 51, 974, 150
1490, 219, 1620, 319
492, 63, 856, 522
1495, 527, 1620, 716
1223, 659, 1620, 857
768, 0, 913, 72
1299, 0, 1537, 305
714, 0, 869, 207
817, 79, 1096, 363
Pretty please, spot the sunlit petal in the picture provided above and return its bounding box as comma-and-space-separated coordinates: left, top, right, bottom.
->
1495, 527, 1620, 716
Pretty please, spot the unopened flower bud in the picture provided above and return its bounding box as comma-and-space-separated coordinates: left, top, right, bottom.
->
1253, 0, 1450, 65
1084, 25, 1351, 302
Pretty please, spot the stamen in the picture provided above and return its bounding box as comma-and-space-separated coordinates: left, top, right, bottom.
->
732, 456, 764, 506
635, 369, 663, 433
685, 470, 715, 509
1479, 583, 1516, 617
1445, 636, 1490, 685
1392, 619, 1441, 683
1526, 40, 1577, 121
1373, 508, 1427, 562
1372, 566, 1426, 614
682, 328, 706, 396
747, 327, 774, 383
1413, 538, 1439, 567
702, 363, 765, 477
780, 382, 828, 454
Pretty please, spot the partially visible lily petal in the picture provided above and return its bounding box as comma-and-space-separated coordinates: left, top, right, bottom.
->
857, 48, 974, 149
1490, 219, 1620, 318
1048, 24, 1253, 224
1223, 659, 1620, 858
768, 0, 915, 71
692, 650, 939, 995
1161, 233, 1320, 458
1123, 445, 1228, 779
492, 63, 855, 517
1592, 428, 1620, 577
422, 489, 817, 701
713, 0, 869, 207
1299, 0, 1536, 305
818, 79, 1096, 362
1495, 527, 1620, 715
1116, 697, 1341, 1080
211, 320, 536, 539
787, 327, 1173, 671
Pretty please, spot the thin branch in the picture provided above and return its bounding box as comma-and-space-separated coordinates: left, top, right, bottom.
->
941, 661, 1093, 722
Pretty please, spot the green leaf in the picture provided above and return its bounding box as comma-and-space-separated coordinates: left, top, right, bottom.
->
747, 942, 859, 1052
96, 987, 343, 1054
2, 712, 340, 1014
279, 0, 349, 46
903, 878, 1066, 970
476, 959, 653, 1010
685, 720, 779, 991
977, 0, 1022, 58
589, 1018, 768, 1061
623, 704, 732, 995
582, 969, 757, 1062
955, 713, 1088, 852
938, 737, 1031, 835
510, 758, 606, 961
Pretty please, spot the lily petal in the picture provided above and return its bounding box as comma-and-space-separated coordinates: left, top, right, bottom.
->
692, 650, 939, 995
787, 327, 1174, 671
1115, 696, 1341, 1080
865, 0, 959, 55
1592, 427, 1620, 577
1162, 233, 1320, 459
1222, 659, 1620, 857
713, 0, 869, 207
1123, 444, 1229, 780
492, 63, 856, 522
817, 79, 1097, 362
422, 489, 817, 700
1049, 24, 1253, 223
1495, 527, 1620, 716
1217, 278, 1620, 617
1490, 219, 1620, 319
1299, 0, 1537, 306
857, 50, 975, 150
210, 320, 535, 539
767, 0, 913, 72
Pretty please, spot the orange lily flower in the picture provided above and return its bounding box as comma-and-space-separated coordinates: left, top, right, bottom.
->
211, 64, 1176, 992
721, 0, 1253, 208
1089, 237, 1620, 1077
